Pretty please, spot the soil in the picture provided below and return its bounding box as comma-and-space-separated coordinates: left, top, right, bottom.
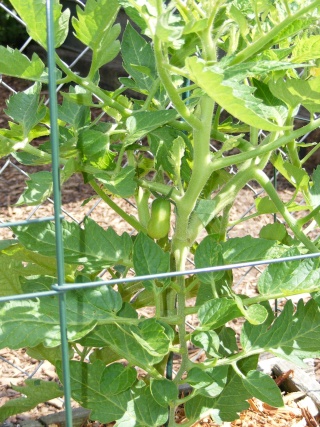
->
0, 76, 320, 427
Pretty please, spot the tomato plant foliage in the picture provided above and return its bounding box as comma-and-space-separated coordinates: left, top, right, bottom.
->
1, 0, 320, 425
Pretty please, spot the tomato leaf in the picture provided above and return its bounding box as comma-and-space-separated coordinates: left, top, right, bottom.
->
9, 0, 69, 48
80, 319, 173, 369
0, 282, 122, 348
258, 248, 320, 296
184, 370, 251, 423
0, 48, 45, 81
0, 379, 63, 422
241, 370, 283, 407
122, 23, 157, 93
194, 236, 225, 283
150, 378, 178, 407
95, 166, 137, 197
133, 233, 170, 290
12, 217, 133, 271
186, 57, 287, 131
72, 0, 120, 75
16, 171, 53, 206
5, 83, 46, 137
198, 298, 242, 330
241, 299, 320, 360
126, 110, 177, 144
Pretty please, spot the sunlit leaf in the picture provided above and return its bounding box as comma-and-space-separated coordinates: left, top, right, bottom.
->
9, 0, 69, 48
241, 370, 283, 407
258, 248, 320, 295
16, 171, 53, 206
95, 166, 136, 197
198, 298, 242, 330
0, 282, 122, 348
5, 83, 46, 137
0, 48, 44, 81
186, 57, 286, 131
12, 217, 133, 270
241, 299, 320, 360
72, 0, 120, 74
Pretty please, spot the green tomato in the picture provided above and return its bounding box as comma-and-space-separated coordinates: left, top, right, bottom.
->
147, 198, 171, 240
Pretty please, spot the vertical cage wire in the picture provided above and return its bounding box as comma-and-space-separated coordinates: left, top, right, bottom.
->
45, 1, 72, 426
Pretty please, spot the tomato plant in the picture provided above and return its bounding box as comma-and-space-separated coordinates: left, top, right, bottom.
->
1, 0, 320, 425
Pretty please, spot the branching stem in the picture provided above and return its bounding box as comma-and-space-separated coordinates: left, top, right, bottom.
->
253, 169, 319, 252
89, 180, 147, 233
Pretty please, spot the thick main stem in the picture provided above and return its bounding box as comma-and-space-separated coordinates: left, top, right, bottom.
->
173, 95, 215, 248
173, 244, 189, 385
167, 243, 189, 427
167, 96, 215, 426
153, 5, 219, 425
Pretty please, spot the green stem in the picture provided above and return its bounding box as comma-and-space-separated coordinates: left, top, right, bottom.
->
285, 109, 301, 168
232, 361, 245, 379
137, 79, 160, 112
89, 180, 147, 233
208, 117, 320, 172
74, 345, 90, 362
153, 27, 201, 129
172, 244, 189, 385
185, 349, 263, 372
176, 83, 198, 95
55, 56, 132, 117
138, 179, 179, 201
175, 96, 214, 227
188, 164, 254, 243
115, 144, 126, 174
166, 287, 178, 317
212, 349, 262, 368
242, 285, 320, 306
167, 405, 177, 427
253, 169, 318, 252
175, 0, 193, 19
301, 141, 320, 165
154, 287, 162, 318
199, 0, 225, 62
297, 205, 320, 228
282, 0, 292, 15
23, 143, 67, 165
213, 105, 221, 132
185, 277, 320, 316
96, 314, 181, 326
201, 28, 216, 62
135, 187, 150, 228
253, 2, 263, 35
250, 126, 259, 146
189, 147, 272, 243
219, 203, 232, 242
230, 0, 320, 65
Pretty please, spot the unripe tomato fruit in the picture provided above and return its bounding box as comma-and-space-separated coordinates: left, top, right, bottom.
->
147, 198, 171, 240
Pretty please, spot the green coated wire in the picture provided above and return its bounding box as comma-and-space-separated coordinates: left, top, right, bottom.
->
45, 1, 73, 426
0, 216, 63, 228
